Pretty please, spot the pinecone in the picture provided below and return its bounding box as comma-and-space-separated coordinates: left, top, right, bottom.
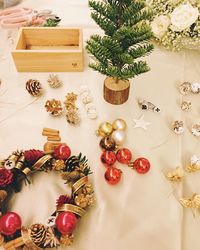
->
43, 227, 59, 248
60, 234, 74, 246
47, 74, 62, 88
66, 109, 80, 125
30, 224, 46, 247
56, 195, 72, 208
52, 159, 65, 171
0, 234, 4, 246
0, 190, 7, 203
77, 183, 93, 195
65, 156, 80, 172
24, 149, 44, 166
26, 79, 42, 96
74, 193, 88, 208
45, 99, 63, 116
61, 170, 81, 183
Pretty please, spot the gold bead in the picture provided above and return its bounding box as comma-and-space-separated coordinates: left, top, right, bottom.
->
112, 119, 127, 131
96, 122, 113, 137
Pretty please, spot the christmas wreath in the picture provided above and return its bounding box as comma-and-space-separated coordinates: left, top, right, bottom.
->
0, 133, 94, 250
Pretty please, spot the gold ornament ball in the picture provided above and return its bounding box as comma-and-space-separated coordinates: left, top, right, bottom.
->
99, 136, 116, 151
111, 130, 126, 145
96, 122, 113, 137
112, 119, 127, 131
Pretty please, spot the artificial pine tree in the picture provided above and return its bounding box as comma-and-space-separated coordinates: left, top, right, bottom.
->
86, 0, 154, 104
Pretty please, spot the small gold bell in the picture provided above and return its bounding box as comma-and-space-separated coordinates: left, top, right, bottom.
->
96, 122, 113, 137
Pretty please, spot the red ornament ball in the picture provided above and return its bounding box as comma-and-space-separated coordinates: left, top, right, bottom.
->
104, 167, 122, 185
132, 157, 151, 174
54, 144, 71, 160
55, 212, 77, 235
0, 212, 22, 236
116, 148, 132, 164
100, 151, 116, 166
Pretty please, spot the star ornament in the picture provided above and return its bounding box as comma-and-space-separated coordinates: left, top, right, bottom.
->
133, 115, 151, 130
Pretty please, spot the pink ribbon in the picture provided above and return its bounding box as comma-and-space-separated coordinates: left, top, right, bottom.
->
0, 7, 33, 28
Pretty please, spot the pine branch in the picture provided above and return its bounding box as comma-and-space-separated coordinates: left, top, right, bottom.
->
121, 61, 150, 78
128, 43, 154, 59
89, 62, 108, 75
122, 0, 146, 21
86, 39, 112, 66
89, 0, 118, 22
123, 8, 154, 25
91, 12, 117, 36
114, 22, 153, 49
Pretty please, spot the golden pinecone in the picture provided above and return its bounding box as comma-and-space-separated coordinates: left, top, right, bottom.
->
61, 170, 80, 182
0, 190, 7, 203
47, 74, 62, 88
26, 79, 42, 96
77, 183, 93, 195
30, 224, 46, 247
60, 234, 74, 246
45, 99, 63, 116
74, 193, 88, 208
43, 227, 59, 248
66, 109, 80, 125
0, 234, 4, 246
22, 245, 38, 250
52, 159, 65, 171
0, 160, 4, 168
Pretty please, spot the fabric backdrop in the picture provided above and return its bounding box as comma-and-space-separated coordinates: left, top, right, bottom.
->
0, 1, 200, 250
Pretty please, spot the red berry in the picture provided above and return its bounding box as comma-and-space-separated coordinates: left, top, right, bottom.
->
116, 148, 132, 164
54, 144, 71, 160
104, 167, 122, 185
55, 212, 77, 235
100, 151, 116, 166
0, 212, 22, 236
132, 157, 150, 174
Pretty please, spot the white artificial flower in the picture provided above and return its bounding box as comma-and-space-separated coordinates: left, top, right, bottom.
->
151, 15, 171, 39
170, 3, 199, 32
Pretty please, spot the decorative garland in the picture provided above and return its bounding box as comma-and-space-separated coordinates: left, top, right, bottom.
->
0, 128, 94, 250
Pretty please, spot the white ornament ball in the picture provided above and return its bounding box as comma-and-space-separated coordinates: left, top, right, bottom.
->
111, 130, 126, 145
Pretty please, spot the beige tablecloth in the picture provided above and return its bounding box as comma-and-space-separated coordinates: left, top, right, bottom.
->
0, 1, 200, 250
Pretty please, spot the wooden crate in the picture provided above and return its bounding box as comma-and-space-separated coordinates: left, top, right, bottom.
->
12, 27, 84, 72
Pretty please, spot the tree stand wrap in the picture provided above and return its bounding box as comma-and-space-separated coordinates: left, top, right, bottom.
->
103, 77, 130, 105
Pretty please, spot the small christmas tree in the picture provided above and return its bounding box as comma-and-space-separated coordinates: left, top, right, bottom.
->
86, 0, 154, 104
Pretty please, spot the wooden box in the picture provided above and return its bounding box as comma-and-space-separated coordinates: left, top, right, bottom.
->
12, 27, 84, 72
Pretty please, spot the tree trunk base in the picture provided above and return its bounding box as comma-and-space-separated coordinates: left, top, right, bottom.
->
103, 77, 130, 105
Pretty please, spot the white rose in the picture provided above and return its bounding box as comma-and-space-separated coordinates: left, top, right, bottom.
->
170, 3, 199, 32
151, 15, 171, 39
